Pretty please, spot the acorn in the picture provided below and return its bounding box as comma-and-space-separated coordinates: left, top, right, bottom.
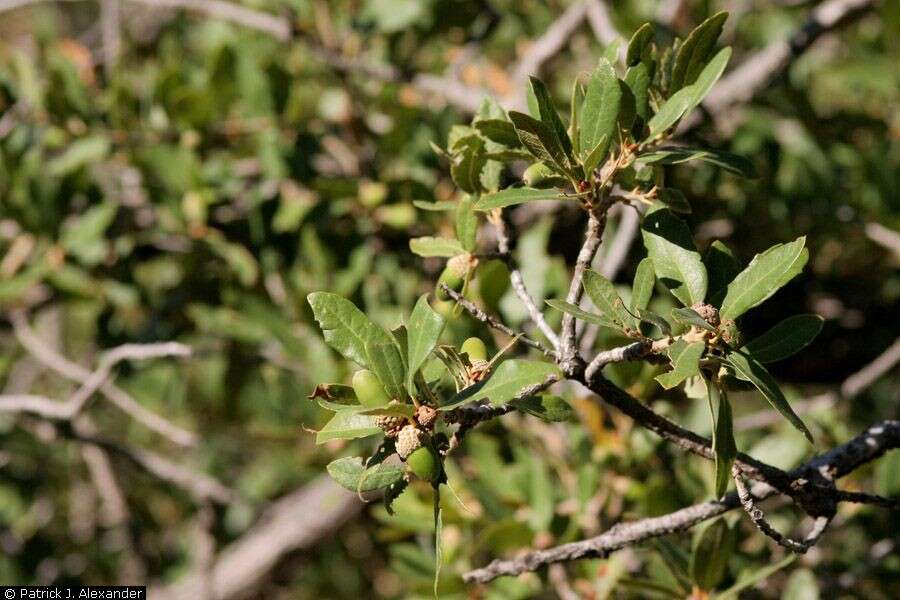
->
691, 303, 721, 328
460, 337, 488, 362
435, 254, 469, 300
415, 405, 438, 429
375, 415, 405, 438
352, 369, 391, 408
406, 446, 441, 482
396, 425, 422, 459
523, 162, 568, 188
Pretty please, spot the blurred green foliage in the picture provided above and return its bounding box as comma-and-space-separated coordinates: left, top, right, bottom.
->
0, 1, 898, 598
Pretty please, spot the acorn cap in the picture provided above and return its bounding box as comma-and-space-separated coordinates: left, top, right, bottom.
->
396, 425, 423, 459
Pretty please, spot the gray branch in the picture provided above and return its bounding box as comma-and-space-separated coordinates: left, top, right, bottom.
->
464, 420, 899, 582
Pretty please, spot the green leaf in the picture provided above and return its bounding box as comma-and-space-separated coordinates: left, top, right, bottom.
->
545, 299, 619, 330
474, 118, 521, 147
720, 237, 808, 320
641, 207, 708, 306
708, 383, 736, 498
583, 269, 639, 332
744, 315, 824, 364
59, 201, 118, 267
582, 134, 610, 177
624, 62, 652, 122
724, 349, 813, 442
316, 411, 381, 444
636, 308, 672, 336
645, 86, 696, 139
671, 307, 716, 332
442, 359, 560, 408
717, 556, 796, 599
476, 187, 566, 211
656, 188, 691, 213
568, 78, 583, 157
451, 139, 487, 194
656, 340, 705, 389
47, 135, 111, 177
683, 46, 731, 112
366, 341, 408, 401
433, 490, 443, 597
509, 110, 573, 176
670, 11, 728, 92
406, 295, 445, 391
456, 197, 478, 252
637, 144, 753, 178
326, 457, 404, 491
626, 23, 654, 67
704, 240, 742, 306
409, 237, 465, 258
510, 395, 573, 422
579, 59, 621, 175
307, 292, 395, 368
631, 258, 656, 311
644, 47, 731, 141
528, 77, 574, 161
689, 517, 735, 590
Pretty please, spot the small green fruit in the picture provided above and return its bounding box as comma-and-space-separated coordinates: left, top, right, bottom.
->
406, 446, 440, 482
435, 254, 468, 300
352, 369, 390, 407
460, 337, 488, 362
523, 162, 568, 188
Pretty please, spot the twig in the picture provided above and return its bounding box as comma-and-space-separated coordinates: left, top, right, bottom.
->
834, 490, 900, 510
584, 340, 651, 381
438, 283, 555, 358
9, 310, 198, 447
733, 465, 831, 553
490, 210, 560, 349
579, 205, 641, 354
512, 1, 590, 86
585, 0, 624, 54
129, 0, 291, 40
560, 208, 607, 371
463, 420, 900, 582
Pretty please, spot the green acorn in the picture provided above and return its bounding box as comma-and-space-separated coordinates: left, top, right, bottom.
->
406, 446, 440, 482
523, 162, 568, 188
435, 254, 469, 300
460, 337, 488, 362
352, 369, 391, 407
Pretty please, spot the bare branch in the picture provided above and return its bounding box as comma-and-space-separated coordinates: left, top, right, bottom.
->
129, 0, 291, 41
490, 210, 560, 349
512, 1, 589, 86
464, 420, 900, 582
585, 1, 624, 54
9, 310, 198, 447
733, 465, 831, 553
150, 475, 363, 600
560, 208, 607, 370
584, 340, 651, 381
438, 283, 556, 358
